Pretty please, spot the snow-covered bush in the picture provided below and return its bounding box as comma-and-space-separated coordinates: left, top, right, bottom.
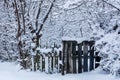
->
0, 1, 18, 61
95, 31, 120, 76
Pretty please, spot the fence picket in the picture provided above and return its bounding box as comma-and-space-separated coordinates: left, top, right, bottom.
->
78, 43, 82, 73
90, 41, 95, 71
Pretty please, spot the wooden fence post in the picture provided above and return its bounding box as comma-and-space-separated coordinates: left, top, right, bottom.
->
61, 41, 66, 75
83, 41, 88, 72
66, 42, 71, 73
78, 43, 82, 73
51, 55, 53, 72
42, 57, 45, 72
72, 41, 77, 73
89, 41, 95, 71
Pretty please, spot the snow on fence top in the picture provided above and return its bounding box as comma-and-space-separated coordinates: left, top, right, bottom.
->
36, 47, 61, 55
40, 48, 52, 54
36, 47, 52, 54
62, 37, 91, 44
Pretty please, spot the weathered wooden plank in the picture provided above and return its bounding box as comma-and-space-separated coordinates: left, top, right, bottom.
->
61, 41, 67, 75
83, 41, 88, 72
78, 43, 82, 73
89, 41, 95, 71
64, 41, 68, 74
66, 41, 72, 73
70, 42, 73, 73
72, 41, 77, 73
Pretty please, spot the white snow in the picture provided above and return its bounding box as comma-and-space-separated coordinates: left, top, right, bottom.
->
40, 48, 52, 54
63, 0, 82, 9
0, 62, 119, 80
62, 37, 90, 43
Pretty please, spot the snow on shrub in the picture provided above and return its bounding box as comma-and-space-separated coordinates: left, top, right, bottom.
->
95, 32, 120, 76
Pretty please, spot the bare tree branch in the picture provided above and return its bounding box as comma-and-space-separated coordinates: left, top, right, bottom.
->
35, 0, 43, 30
37, 0, 55, 35
20, 1, 26, 34
14, 0, 21, 38
102, 0, 120, 12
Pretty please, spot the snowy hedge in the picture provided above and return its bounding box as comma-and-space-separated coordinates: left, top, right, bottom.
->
95, 31, 120, 76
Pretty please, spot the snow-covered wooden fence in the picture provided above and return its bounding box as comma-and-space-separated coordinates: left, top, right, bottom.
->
61, 40, 101, 75
31, 47, 62, 74
31, 39, 101, 75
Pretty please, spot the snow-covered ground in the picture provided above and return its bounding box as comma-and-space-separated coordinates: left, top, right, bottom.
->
0, 62, 119, 80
